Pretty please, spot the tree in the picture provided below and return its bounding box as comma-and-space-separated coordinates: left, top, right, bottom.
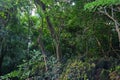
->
34, 0, 62, 61
0, 0, 34, 75
85, 0, 120, 47
0, 0, 120, 79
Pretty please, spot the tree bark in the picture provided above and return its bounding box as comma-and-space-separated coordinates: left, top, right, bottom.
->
0, 54, 4, 75
0, 38, 5, 75
37, 28, 48, 71
34, 0, 61, 61
99, 7, 120, 47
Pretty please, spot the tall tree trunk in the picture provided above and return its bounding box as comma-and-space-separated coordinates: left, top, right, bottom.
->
37, 28, 48, 71
0, 54, 4, 75
34, 0, 62, 61
56, 43, 61, 61
46, 16, 61, 61
0, 38, 5, 75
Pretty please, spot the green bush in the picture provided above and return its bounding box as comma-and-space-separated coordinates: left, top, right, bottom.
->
60, 58, 95, 80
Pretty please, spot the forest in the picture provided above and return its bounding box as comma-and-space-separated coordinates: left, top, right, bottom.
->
0, 0, 120, 80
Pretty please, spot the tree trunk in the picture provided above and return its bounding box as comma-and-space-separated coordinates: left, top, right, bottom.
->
0, 54, 4, 75
34, 0, 62, 61
56, 43, 60, 61
46, 16, 61, 61
37, 25, 48, 71
0, 38, 5, 75
100, 8, 120, 47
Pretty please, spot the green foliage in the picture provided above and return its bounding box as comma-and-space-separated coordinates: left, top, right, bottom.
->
1, 50, 61, 80
84, 0, 120, 11
1, 71, 20, 79
109, 65, 120, 80
60, 58, 95, 80
1, 50, 44, 79
0, 0, 120, 80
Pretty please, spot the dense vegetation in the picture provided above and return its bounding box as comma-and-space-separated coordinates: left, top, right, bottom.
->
0, 0, 120, 80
